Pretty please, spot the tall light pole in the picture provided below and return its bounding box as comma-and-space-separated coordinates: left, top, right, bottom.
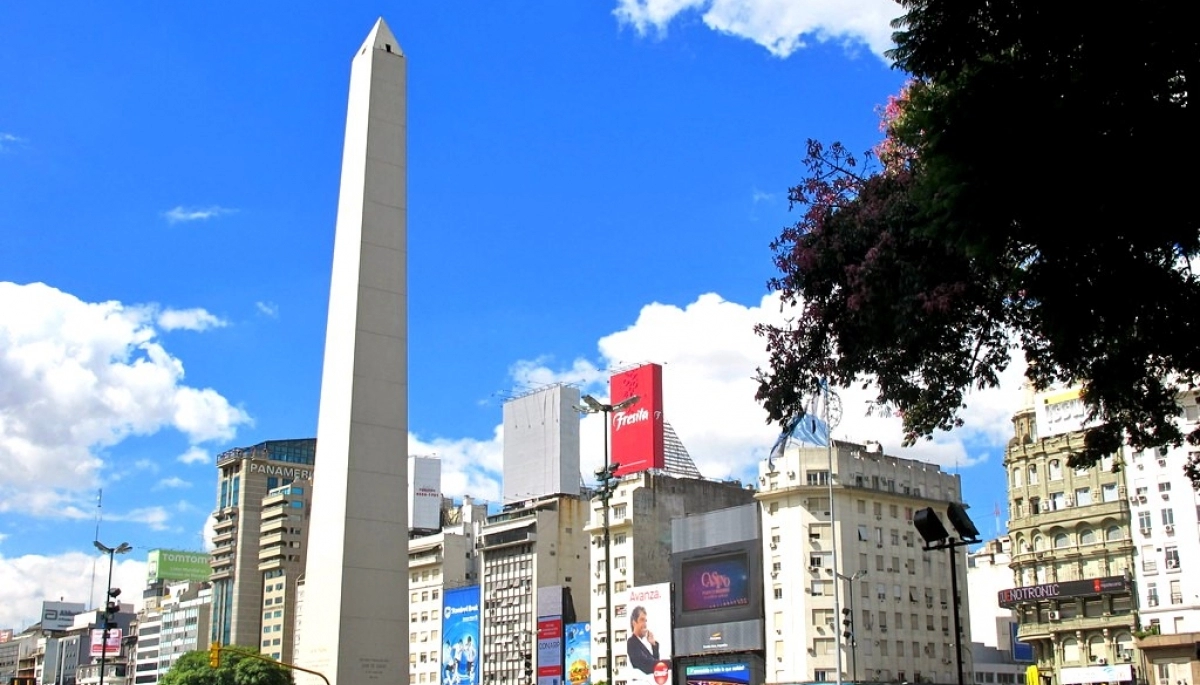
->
836, 571, 867, 683
913, 505, 980, 685
819, 382, 844, 685
93, 541, 131, 685
577, 393, 639, 685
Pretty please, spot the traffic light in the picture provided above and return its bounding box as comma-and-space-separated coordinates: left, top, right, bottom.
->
104, 588, 122, 629
209, 643, 221, 668
841, 608, 854, 642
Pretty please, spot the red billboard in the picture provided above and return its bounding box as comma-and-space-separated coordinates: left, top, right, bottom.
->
609, 363, 664, 475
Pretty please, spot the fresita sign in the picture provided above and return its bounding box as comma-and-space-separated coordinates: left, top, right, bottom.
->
610, 364, 664, 476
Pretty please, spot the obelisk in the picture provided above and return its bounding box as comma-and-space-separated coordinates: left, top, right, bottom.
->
297, 18, 408, 685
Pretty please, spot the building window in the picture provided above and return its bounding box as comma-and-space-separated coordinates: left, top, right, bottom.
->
1161, 508, 1175, 526
1165, 546, 1180, 570
1049, 460, 1063, 480
1138, 511, 1152, 532
1158, 480, 1172, 493
1079, 528, 1096, 545
612, 504, 627, 518
807, 470, 830, 486
1074, 488, 1092, 506
1054, 533, 1069, 549
1101, 484, 1118, 502
1170, 580, 1182, 604
1028, 465, 1039, 484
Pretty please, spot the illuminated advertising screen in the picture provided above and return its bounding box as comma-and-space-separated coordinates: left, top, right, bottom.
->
564, 623, 591, 685
681, 553, 751, 612
684, 663, 750, 685
620, 583, 672, 685
441, 587, 481, 685
609, 364, 665, 475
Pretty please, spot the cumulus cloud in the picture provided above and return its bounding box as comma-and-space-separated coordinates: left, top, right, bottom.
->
0, 281, 251, 517
109, 506, 172, 530
613, 0, 900, 58
163, 206, 237, 224
157, 307, 228, 332
513, 292, 1025, 483
255, 301, 279, 318
154, 476, 190, 490
0, 551, 146, 631
177, 447, 210, 465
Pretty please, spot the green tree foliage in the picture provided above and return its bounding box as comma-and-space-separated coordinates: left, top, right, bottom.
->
756, 0, 1200, 479
160, 647, 293, 685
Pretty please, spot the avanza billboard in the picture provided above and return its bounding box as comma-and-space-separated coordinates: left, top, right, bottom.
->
441, 586, 481, 685
610, 364, 664, 476
620, 583, 672, 685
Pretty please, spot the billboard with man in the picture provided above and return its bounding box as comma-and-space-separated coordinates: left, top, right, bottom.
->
620, 583, 672, 685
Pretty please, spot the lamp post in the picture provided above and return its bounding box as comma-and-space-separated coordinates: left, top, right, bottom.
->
93, 541, 131, 685
818, 383, 844, 685
577, 393, 639, 685
912, 505, 979, 685
836, 571, 867, 683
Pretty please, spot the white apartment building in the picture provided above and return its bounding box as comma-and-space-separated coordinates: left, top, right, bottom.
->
757, 440, 972, 685
134, 581, 210, 685
967, 538, 1029, 685
586, 471, 757, 683
408, 498, 487, 685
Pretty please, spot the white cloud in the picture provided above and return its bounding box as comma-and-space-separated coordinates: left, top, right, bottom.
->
613, 0, 899, 58
410, 427, 504, 506
0, 281, 251, 517
0, 133, 24, 152
163, 206, 237, 224
201, 515, 217, 552
514, 292, 1025, 482
154, 476, 190, 490
157, 307, 228, 332
177, 447, 210, 465
108, 506, 172, 530
255, 301, 279, 318
0, 550, 146, 631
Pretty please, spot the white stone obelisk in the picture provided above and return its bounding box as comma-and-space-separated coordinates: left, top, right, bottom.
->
297, 18, 408, 685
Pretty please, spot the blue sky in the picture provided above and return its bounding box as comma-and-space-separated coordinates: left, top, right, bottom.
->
0, 1, 1021, 629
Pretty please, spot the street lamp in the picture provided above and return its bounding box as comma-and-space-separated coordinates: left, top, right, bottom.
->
576, 394, 639, 685
93, 541, 131, 685
913, 504, 979, 685
836, 570, 867, 683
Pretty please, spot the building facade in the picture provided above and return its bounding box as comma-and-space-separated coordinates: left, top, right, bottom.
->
210, 438, 316, 649
967, 537, 1030, 685
479, 494, 591, 685
257, 480, 312, 663
757, 440, 972, 685
1004, 393, 1141, 685
134, 581, 211, 685
587, 471, 758, 684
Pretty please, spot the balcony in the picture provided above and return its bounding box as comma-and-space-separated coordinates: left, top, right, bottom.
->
1017, 613, 1136, 641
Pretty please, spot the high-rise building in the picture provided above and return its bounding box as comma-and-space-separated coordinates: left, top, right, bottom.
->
587, 471, 757, 682
210, 438, 315, 648
257, 480, 312, 663
1004, 389, 1141, 685
757, 440, 971, 685
479, 494, 591, 685
502, 385, 582, 503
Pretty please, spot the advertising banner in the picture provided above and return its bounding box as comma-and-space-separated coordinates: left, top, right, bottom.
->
1010, 622, 1035, 662
0, 628, 13, 643
537, 617, 564, 685
620, 583, 672, 685
441, 587, 481, 685
609, 364, 665, 475
147, 549, 211, 583
684, 663, 750, 685
1033, 387, 1097, 438
998, 576, 1130, 608
90, 629, 122, 657
41, 601, 86, 632
564, 622, 591, 685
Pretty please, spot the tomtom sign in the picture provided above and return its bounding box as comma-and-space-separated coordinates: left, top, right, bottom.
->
610, 364, 664, 476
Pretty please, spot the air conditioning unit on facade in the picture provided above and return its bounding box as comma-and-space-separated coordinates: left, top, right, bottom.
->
1165, 525, 1174, 534
1049, 611, 1061, 620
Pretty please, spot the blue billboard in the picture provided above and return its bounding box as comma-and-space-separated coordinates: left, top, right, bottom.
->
442, 586, 481, 685
1009, 622, 1034, 663
684, 663, 750, 685
564, 622, 591, 685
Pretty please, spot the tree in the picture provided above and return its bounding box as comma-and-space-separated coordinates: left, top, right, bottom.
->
756, 0, 1200, 480
160, 646, 293, 685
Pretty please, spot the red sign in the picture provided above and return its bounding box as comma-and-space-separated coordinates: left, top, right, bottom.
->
537, 618, 564, 679
609, 364, 664, 475
90, 629, 121, 657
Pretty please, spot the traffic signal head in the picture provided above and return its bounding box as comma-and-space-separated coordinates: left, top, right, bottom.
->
209, 643, 220, 668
